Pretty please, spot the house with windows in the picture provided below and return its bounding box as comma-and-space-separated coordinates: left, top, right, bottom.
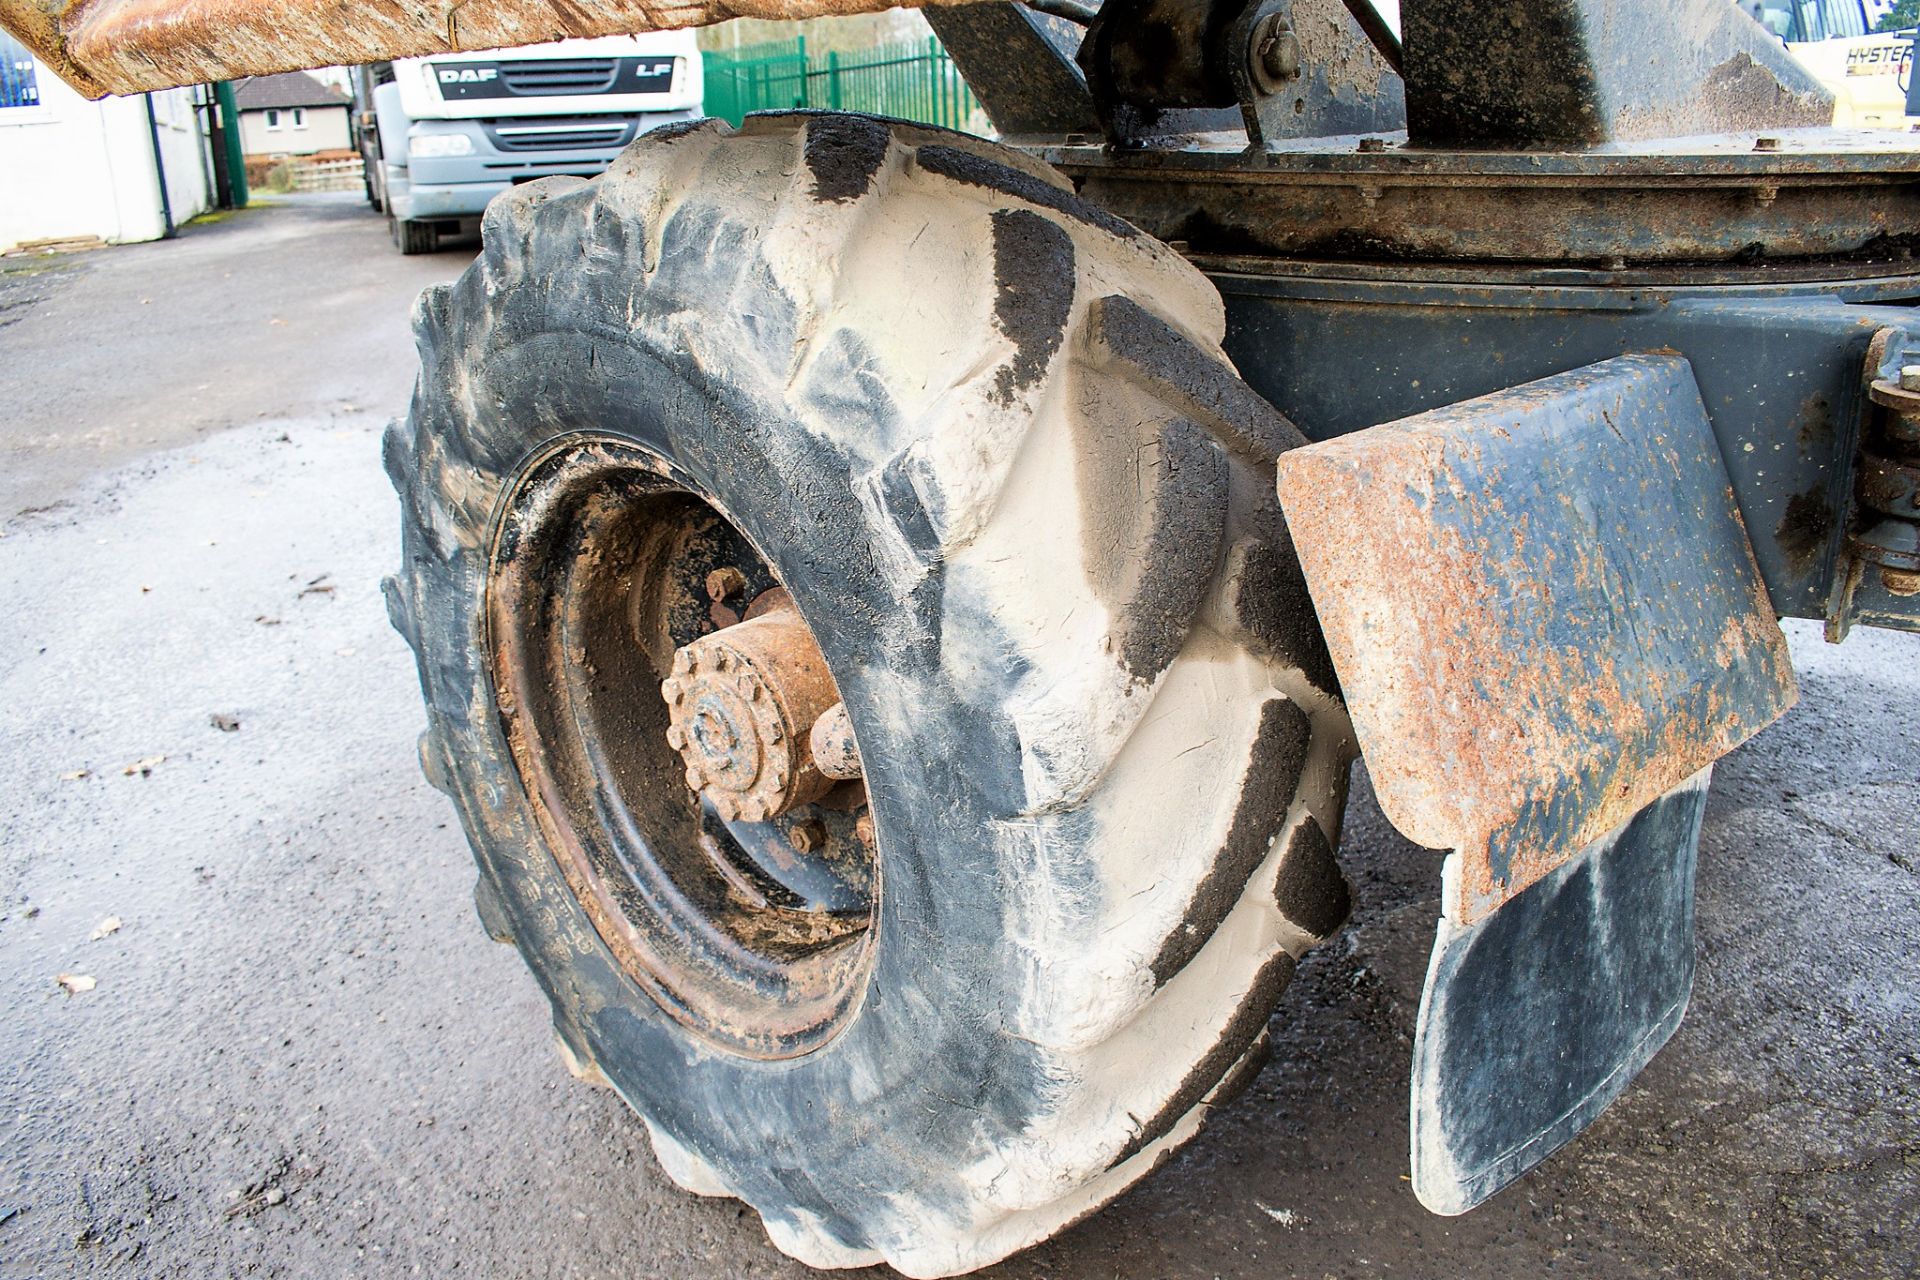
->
233, 71, 351, 157
0, 29, 213, 253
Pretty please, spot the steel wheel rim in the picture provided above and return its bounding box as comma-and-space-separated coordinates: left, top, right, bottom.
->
486, 435, 878, 1059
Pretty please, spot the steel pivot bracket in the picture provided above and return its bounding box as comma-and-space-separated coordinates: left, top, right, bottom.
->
1276, 353, 1798, 1211
1222, 0, 1405, 149
1825, 327, 1920, 641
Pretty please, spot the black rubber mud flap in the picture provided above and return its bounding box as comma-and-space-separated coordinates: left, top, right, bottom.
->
1410, 768, 1711, 1214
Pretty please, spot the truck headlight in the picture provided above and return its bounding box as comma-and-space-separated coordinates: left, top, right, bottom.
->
409, 133, 475, 159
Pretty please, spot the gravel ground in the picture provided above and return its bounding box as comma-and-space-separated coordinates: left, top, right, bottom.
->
0, 194, 1915, 1280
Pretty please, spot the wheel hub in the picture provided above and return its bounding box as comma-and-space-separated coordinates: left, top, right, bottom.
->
663, 592, 843, 823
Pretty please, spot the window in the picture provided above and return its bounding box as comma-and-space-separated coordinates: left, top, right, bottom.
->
1, 31, 40, 110
291, 107, 307, 129
264, 108, 283, 130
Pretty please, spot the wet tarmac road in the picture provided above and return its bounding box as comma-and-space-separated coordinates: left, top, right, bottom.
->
1, 195, 1915, 1280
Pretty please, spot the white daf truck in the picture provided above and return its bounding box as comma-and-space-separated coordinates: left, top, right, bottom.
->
354, 31, 703, 253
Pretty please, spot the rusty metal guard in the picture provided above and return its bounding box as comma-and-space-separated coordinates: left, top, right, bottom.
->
1277, 352, 1796, 925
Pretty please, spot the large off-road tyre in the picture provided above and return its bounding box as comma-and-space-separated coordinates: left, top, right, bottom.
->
385, 112, 1354, 1277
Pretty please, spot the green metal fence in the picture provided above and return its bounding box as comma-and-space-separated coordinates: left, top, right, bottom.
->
702, 36, 985, 135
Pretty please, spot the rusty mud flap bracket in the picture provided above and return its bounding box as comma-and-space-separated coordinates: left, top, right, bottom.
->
1277, 353, 1798, 1214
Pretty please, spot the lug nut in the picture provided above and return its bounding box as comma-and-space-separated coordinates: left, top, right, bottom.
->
706, 566, 747, 601
787, 818, 827, 854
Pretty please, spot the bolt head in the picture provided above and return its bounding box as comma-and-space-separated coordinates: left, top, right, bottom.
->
1248, 13, 1300, 91
684, 765, 706, 791
672, 649, 692, 675
1260, 30, 1300, 81
1900, 364, 1920, 392
666, 724, 686, 750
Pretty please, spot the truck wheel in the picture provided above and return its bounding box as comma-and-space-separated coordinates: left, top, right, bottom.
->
389, 212, 433, 254
384, 114, 1353, 1278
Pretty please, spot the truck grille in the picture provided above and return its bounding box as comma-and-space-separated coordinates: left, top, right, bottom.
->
483, 118, 636, 152
499, 59, 619, 95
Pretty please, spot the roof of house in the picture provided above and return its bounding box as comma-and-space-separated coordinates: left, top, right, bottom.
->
233, 71, 349, 111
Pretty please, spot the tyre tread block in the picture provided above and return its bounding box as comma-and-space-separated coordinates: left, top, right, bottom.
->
1111, 953, 1296, 1168
915, 143, 1138, 239
1273, 816, 1353, 940
1090, 293, 1307, 461
1150, 695, 1311, 984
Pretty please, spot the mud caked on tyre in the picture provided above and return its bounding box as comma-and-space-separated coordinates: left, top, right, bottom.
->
385, 113, 1353, 1277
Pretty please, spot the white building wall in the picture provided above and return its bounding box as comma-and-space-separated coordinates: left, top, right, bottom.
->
147, 84, 215, 236
0, 59, 213, 253
237, 104, 353, 157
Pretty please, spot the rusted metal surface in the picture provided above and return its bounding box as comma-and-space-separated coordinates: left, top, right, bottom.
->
663, 592, 844, 823
0, 0, 964, 98
1276, 353, 1798, 925
1046, 131, 1920, 267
